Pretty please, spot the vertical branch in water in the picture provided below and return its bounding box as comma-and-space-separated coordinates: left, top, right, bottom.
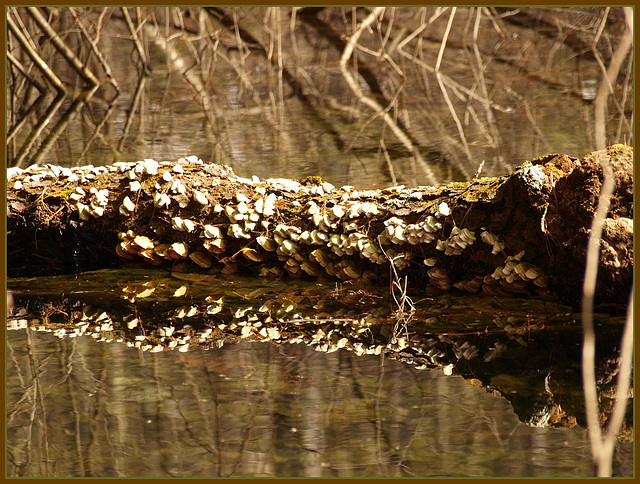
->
581, 7, 633, 477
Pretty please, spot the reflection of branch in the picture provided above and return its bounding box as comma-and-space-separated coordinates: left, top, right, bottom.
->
6, 94, 45, 145
599, 289, 633, 471
207, 6, 349, 153
7, 13, 66, 94
78, 95, 120, 163
470, 8, 502, 151
12, 93, 66, 168
121, 7, 152, 76
396, 15, 513, 114
118, 76, 146, 153
340, 7, 437, 185
26, 7, 99, 86
593, 7, 633, 151
434, 7, 473, 163
501, 86, 551, 152
142, 20, 222, 135
32, 85, 100, 165
69, 7, 120, 92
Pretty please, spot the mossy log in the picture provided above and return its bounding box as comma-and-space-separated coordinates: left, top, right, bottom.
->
7, 145, 633, 309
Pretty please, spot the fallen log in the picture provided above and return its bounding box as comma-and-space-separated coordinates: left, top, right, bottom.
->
6, 145, 633, 309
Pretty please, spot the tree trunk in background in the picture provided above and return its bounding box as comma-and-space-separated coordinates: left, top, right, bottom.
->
6, 145, 633, 310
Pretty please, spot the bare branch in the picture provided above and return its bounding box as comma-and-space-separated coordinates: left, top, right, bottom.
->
121, 6, 152, 76
7, 13, 67, 94
26, 6, 99, 86
582, 8, 633, 477
340, 7, 437, 185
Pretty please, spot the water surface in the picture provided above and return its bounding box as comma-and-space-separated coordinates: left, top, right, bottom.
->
8, 329, 623, 478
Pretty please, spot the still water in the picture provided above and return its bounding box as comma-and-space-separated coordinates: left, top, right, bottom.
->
7, 328, 621, 478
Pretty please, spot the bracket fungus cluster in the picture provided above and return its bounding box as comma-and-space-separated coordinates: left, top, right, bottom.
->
6, 146, 634, 308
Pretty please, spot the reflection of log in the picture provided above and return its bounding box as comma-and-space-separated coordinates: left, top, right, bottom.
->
6, 269, 632, 440
7, 145, 633, 309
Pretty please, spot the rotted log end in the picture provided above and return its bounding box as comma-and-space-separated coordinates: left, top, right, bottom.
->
547, 144, 634, 309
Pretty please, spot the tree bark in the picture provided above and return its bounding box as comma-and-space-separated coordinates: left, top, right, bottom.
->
6, 145, 633, 309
